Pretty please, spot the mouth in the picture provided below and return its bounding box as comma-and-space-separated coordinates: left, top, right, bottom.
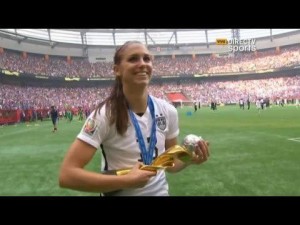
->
136, 72, 148, 76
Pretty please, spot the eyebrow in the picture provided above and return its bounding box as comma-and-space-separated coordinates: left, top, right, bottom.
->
128, 53, 151, 57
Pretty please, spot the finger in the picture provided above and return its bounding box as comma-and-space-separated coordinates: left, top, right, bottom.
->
192, 149, 205, 163
132, 162, 144, 170
205, 141, 210, 157
198, 141, 209, 158
203, 141, 210, 157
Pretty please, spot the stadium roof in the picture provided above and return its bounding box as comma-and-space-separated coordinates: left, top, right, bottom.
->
0, 29, 299, 47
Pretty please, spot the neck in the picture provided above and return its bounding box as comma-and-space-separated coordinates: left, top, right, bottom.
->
124, 88, 148, 113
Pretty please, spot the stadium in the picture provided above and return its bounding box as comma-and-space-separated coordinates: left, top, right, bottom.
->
0, 29, 299, 196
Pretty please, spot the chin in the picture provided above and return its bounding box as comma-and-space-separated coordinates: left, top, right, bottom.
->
136, 77, 150, 83
138, 80, 149, 85
133, 80, 148, 87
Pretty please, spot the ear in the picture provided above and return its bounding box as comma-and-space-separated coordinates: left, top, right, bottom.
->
114, 65, 121, 76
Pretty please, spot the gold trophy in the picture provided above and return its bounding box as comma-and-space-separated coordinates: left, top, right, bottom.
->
103, 134, 203, 176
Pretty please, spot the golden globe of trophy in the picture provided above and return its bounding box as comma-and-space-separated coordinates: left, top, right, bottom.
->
103, 134, 202, 176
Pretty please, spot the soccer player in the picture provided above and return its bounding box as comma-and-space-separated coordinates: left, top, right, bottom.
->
50, 106, 58, 132
59, 41, 210, 196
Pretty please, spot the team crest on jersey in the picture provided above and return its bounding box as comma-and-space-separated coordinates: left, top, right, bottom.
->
84, 118, 97, 136
156, 115, 166, 131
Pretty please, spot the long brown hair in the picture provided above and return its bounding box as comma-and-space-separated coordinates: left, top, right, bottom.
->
93, 41, 144, 136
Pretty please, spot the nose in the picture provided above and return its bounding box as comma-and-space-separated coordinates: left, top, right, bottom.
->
137, 57, 149, 66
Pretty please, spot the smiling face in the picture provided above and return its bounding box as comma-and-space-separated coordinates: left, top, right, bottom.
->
113, 42, 153, 89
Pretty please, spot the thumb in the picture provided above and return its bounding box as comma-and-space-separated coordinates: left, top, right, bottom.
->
132, 162, 144, 170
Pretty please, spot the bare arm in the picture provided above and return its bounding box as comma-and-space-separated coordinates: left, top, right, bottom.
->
59, 139, 156, 193
164, 137, 188, 173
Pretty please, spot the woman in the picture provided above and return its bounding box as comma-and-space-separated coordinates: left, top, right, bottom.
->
59, 41, 210, 196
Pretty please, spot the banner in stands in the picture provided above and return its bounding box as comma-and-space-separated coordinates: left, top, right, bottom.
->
0, 110, 20, 124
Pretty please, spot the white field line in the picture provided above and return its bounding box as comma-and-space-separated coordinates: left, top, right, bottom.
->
288, 137, 300, 143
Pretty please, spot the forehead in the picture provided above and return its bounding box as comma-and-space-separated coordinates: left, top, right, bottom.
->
121, 43, 150, 56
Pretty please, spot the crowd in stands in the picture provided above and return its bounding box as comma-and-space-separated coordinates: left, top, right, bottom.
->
1, 44, 300, 112
184, 76, 300, 104
0, 85, 111, 111
1, 45, 300, 78
1, 76, 300, 111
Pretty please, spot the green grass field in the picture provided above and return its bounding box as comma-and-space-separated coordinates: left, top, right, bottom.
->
0, 105, 299, 196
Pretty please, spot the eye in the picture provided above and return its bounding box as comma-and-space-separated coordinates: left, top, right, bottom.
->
128, 55, 139, 62
143, 55, 152, 62
127, 55, 152, 63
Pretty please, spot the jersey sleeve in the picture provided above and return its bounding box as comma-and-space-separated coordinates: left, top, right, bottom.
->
77, 106, 110, 149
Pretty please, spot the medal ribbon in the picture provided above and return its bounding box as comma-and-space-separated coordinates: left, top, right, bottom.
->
129, 95, 157, 165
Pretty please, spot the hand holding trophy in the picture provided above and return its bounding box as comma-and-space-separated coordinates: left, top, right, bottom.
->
103, 134, 204, 176
180, 134, 204, 163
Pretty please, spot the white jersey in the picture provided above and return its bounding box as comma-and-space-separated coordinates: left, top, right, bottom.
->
77, 95, 179, 196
